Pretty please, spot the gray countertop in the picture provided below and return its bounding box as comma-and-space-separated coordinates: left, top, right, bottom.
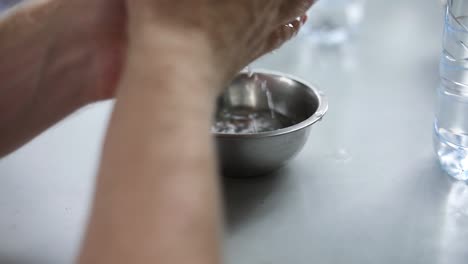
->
2, 0, 468, 263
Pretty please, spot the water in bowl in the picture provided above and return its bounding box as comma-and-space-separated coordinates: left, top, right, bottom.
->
211, 70, 295, 134
212, 71, 295, 134
212, 107, 294, 134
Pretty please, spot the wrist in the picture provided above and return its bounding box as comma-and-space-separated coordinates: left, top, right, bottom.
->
125, 26, 224, 99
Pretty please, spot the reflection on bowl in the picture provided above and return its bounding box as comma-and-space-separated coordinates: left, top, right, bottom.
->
213, 70, 328, 177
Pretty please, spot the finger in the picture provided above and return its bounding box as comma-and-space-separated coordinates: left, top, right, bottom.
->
278, 0, 315, 25
252, 15, 307, 61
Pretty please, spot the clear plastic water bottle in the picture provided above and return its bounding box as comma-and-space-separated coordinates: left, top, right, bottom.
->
302, 0, 365, 45
434, 0, 468, 181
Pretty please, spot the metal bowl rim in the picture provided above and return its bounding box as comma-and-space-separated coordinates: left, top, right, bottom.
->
213, 69, 329, 139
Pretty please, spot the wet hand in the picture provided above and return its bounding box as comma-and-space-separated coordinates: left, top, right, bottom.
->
126, 0, 315, 86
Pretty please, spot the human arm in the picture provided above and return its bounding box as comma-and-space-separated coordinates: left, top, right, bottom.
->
78, 1, 313, 263
78, 28, 222, 263
0, 0, 125, 157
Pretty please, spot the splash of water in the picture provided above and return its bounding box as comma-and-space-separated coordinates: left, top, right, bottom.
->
247, 65, 254, 78
260, 80, 276, 119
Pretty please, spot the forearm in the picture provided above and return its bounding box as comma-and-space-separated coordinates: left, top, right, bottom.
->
0, 0, 103, 157
79, 30, 222, 264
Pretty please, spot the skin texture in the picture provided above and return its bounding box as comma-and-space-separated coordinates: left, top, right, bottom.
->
0, 0, 126, 157
0, 0, 314, 263
126, 0, 313, 84
0, 0, 308, 157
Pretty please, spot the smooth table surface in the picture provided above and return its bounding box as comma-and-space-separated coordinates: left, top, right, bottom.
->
2, 0, 468, 263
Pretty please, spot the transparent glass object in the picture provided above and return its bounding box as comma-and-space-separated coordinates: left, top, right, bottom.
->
302, 0, 365, 45
434, 0, 468, 181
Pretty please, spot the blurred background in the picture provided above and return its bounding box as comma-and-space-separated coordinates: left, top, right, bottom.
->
0, 0, 20, 11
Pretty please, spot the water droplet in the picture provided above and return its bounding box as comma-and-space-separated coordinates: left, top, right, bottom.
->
333, 148, 352, 163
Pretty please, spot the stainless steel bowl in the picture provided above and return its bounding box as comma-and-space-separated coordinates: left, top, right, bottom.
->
214, 70, 328, 177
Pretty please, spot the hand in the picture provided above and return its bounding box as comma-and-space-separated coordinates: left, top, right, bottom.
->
53, 0, 127, 103
0, 0, 128, 157
58, 0, 312, 102
126, 0, 314, 87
